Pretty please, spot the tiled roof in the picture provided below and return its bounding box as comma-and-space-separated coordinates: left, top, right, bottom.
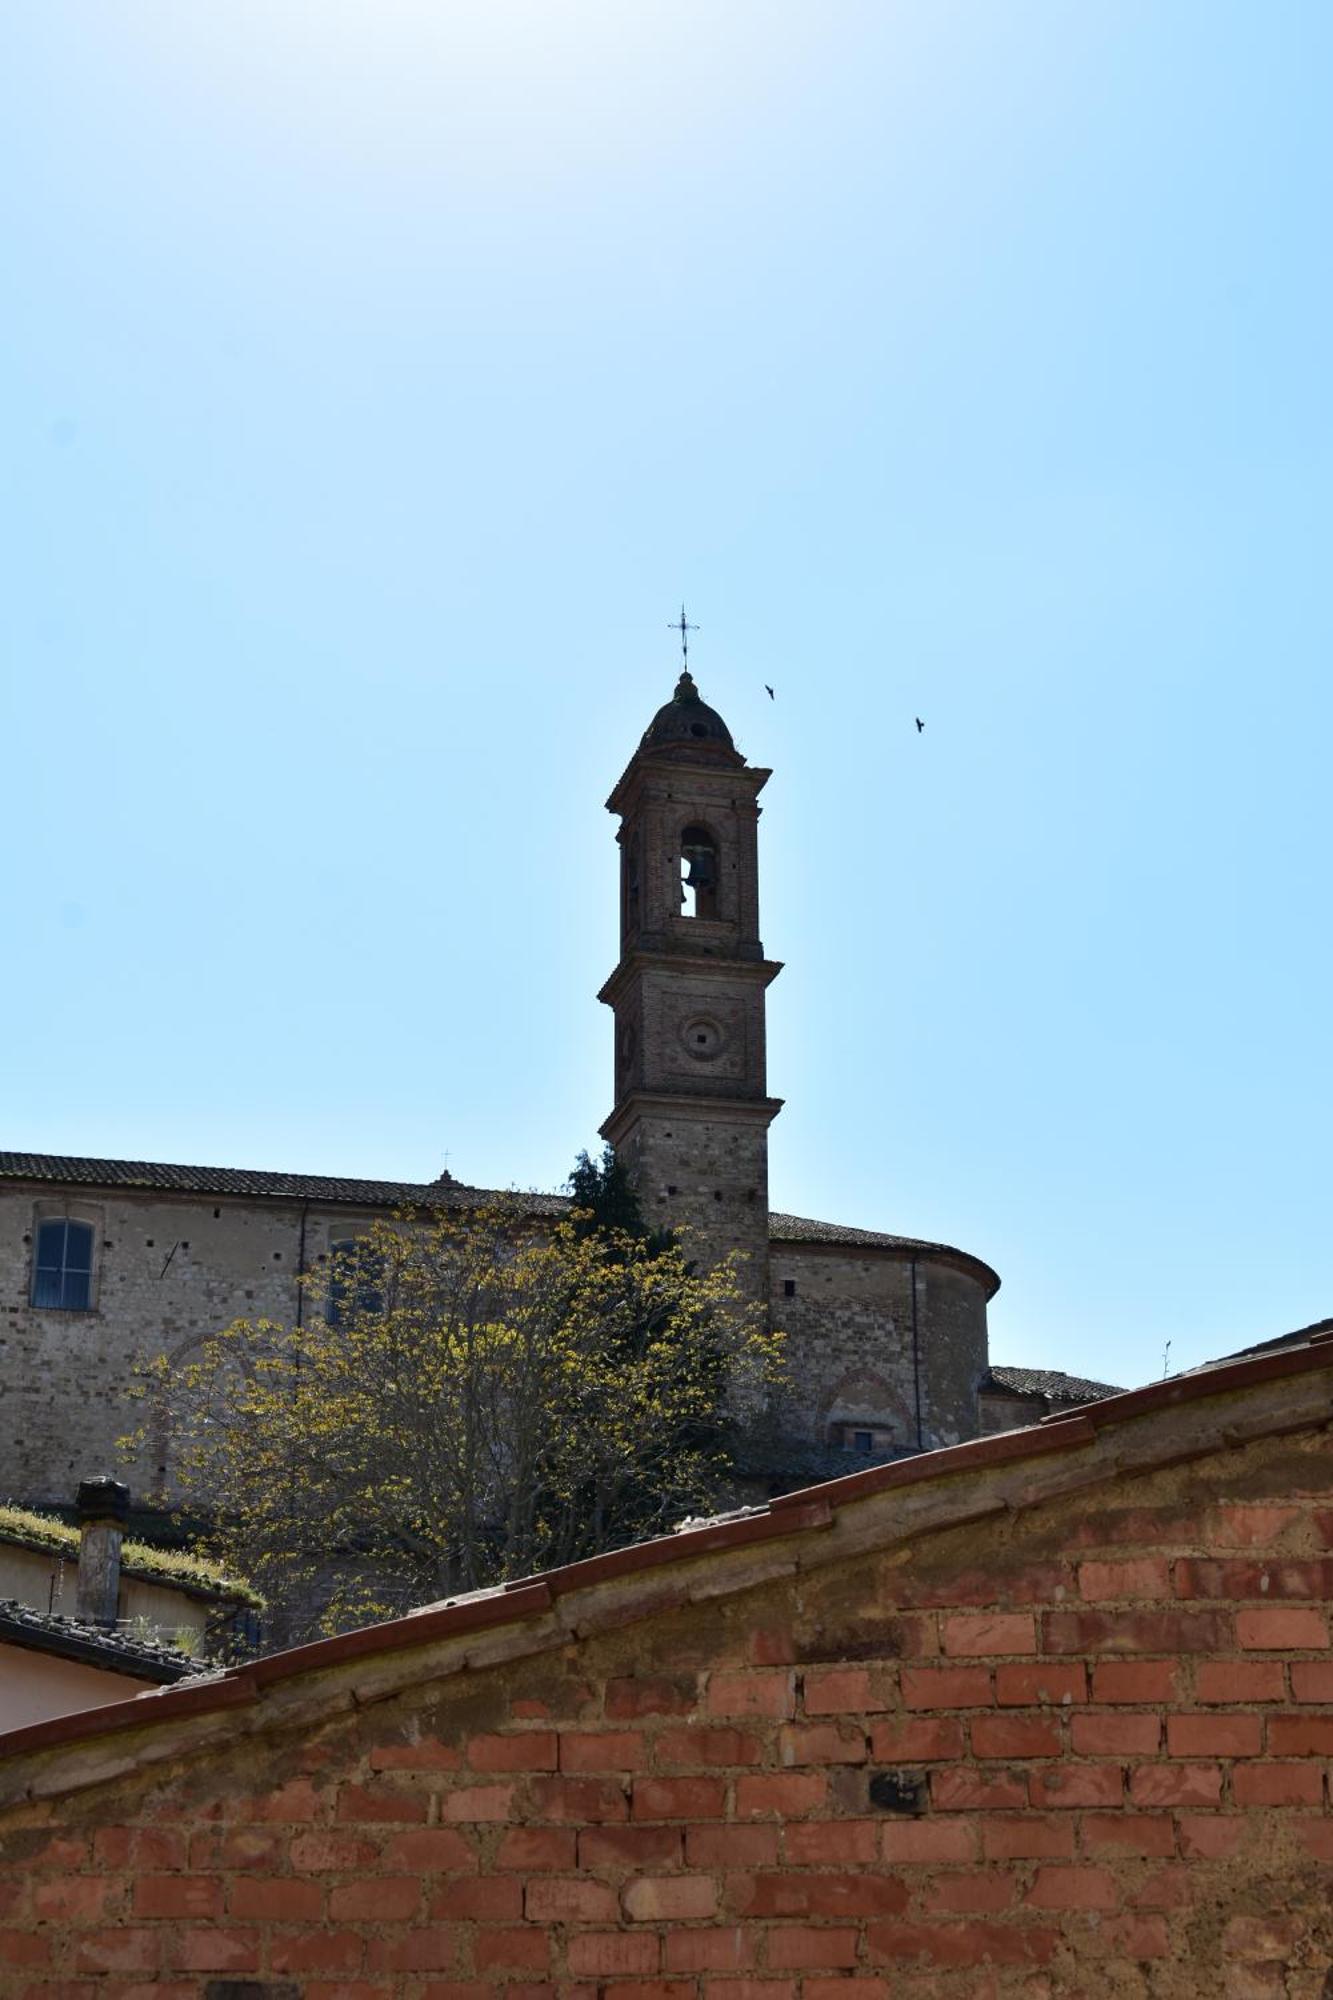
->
770, 1212, 1000, 1292
769, 1212, 951, 1252
0, 1153, 567, 1215
0, 1600, 198, 1683
1210, 1317, 1333, 1366
0, 1154, 995, 1283
984, 1364, 1124, 1405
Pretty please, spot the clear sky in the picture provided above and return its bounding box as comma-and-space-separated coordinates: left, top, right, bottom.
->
4, 2, 1330, 1393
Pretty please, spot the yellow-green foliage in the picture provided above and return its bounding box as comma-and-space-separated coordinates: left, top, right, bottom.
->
0, 1503, 262, 1609
140, 1201, 785, 1640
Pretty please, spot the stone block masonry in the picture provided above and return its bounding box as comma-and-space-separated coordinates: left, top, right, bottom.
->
0, 1178, 381, 1504
0, 1343, 1330, 1995
1, 1162, 999, 1511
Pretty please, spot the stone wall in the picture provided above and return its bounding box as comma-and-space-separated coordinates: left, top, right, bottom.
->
616, 1112, 774, 1302
978, 1389, 1048, 1436
769, 1244, 990, 1455
0, 1393, 1329, 1994
1, 1173, 992, 1513
0, 1179, 377, 1505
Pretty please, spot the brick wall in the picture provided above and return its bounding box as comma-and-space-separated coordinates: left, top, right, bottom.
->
0, 1412, 1330, 1995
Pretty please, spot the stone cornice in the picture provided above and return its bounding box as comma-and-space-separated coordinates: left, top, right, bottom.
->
598, 952, 783, 1010
600, 1090, 784, 1148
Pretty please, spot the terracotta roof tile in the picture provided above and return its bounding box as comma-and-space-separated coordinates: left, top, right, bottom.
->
769, 1211, 951, 1251
0, 1152, 567, 1214
0, 1600, 198, 1683
983, 1364, 1125, 1404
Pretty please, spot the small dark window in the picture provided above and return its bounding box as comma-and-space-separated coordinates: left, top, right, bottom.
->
852, 1429, 874, 1454
31, 1220, 94, 1311
783, 1278, 797, 1298
666, 1184, 678, 1196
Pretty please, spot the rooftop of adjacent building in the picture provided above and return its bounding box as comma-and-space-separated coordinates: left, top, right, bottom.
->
0, 1500, 260, 1609
0, 1599, 199, 1684
981, 1363, 1126, 1405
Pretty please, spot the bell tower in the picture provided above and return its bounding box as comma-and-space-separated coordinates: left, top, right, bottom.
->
599, 668, 782, 1293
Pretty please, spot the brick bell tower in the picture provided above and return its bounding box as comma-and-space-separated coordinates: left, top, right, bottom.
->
599, 665, 782, 1294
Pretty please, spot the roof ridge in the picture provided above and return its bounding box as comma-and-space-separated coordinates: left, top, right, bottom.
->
985, 1363, 1127, 1401
0, 1598, 198, 1681
0, 1157, 996, 1284
0, 1152, 569, 1210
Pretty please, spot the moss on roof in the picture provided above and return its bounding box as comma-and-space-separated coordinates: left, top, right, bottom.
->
0, 1504, 263, 1610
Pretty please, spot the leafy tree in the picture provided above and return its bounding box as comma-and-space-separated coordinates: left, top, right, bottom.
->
567, 1144, 675, 1254
130, 1197, 782, 1641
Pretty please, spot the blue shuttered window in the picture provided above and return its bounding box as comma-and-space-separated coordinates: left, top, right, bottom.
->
31, 1219, 94, 1310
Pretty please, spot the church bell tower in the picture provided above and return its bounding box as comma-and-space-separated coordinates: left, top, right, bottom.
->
599, 666, 782, 1294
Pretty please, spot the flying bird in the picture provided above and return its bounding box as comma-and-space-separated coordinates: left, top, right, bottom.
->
915, 717, 924, 732
765, 685, 775, 700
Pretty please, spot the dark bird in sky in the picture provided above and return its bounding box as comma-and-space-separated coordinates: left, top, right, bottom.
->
765, 685, 775, 699
915, 717, 924, 732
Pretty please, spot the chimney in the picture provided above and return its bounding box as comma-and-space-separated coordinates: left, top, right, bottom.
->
76, 1477, 130, 1628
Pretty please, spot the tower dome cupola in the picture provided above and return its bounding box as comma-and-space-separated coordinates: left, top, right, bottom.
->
640, 670, 741, 760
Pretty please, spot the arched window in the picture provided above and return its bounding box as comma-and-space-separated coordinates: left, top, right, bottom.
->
679, 824, 719, 920
31, 1218, 94, 1310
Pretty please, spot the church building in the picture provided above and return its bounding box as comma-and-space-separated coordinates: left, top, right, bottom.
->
1, 668, 1080, 1518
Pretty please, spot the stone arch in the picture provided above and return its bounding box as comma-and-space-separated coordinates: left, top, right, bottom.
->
818, 1368, 914, 1457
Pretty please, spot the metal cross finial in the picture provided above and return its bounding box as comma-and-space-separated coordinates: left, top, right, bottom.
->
670, 604, 698, 665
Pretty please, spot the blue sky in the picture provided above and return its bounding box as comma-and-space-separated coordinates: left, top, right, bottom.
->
4, 1, 1330, 1390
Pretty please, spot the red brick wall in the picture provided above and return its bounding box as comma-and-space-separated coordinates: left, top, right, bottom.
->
2, 1447, 1332, 1996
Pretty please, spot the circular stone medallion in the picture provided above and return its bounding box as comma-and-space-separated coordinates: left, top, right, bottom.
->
681, 1015, 727, 1060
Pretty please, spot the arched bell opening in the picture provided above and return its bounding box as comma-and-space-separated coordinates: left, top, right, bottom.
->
679, 824, 719, 920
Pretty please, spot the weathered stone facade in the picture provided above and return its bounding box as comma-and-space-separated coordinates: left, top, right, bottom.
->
0, 670, 1000, 1512
769, 1240, 991, 1460
0, 1174, 456, 1507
